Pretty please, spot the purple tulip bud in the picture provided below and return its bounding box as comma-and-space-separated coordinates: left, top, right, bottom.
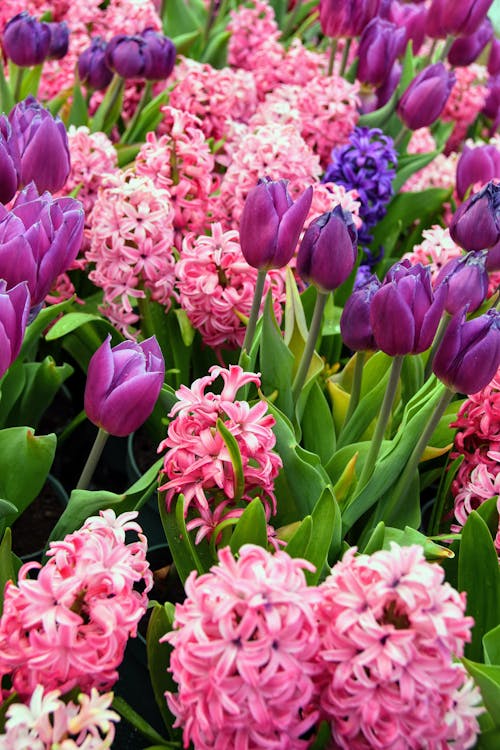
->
105, 34, 151, 79
0, 117, 19, 205
140, 28, 176, 81
456, 144, 500, 201
357, 18, 406, 88
434, 251, 489, 314
47, 21, 69, 60
448, 18, 493, 67
0, 184, 84, 307
8, 96, 70, 194
319, 0, 381, 38
433, 307, 500, 393
397, 63, 455, 130
450, 181, 500, 251
239, 179, 313, 270
386, 1, 428, 55
426, 0, 493, 38
369, 260, 446, 355
0, 280, 30, 379
78, 37, 113, 91
297, 206, 358, 293
482, 74, 500, 128
486, 237, 500, 271
488, 38, 500, 76
84, 334, 165, 437
376, 61, 402, 108
2, 12, 50, 67
340, 274, 381, 351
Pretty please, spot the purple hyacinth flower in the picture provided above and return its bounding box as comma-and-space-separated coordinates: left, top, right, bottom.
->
84, 335, 165, 437
450, 181, 500, 251
0, 280, 30, 380
2, 12, 50, 67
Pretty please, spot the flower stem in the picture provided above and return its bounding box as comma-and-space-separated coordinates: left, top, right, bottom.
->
76, 427, 110, 490
424, 312, 451, 381
11, 64, 25, 102
356, 354, 404, 490
291, 290, 329, 404
327, 38, 338, 76
439, 35, 454, 62
90, 73, 124, 134
339, 38, 352, 77
394, 125, 410, 149
121, 80, 152, 143
342, 350, 366, 430
239, 268, 267, 362
137, 289, 156, 339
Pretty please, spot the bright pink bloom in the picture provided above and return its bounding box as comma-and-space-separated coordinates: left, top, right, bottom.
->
441, 65, 488, 153
315, 544, 481, 750
0, 510, 152, 698
158, 366, 282, 543
163, 544, 322, 750
452, 459, 500, 549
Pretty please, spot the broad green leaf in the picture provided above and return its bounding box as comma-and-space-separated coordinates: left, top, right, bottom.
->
260, 292, 295, 420
284, 269, 323, 385
171, 29, 203, 55
146, 602, 179, 735
0, 528, 16, 616
90, 75, 124, 134
0, 361, 26, 427
305, 486, 340, 582
334, 367, 390, 448
162, 0, 205, 37
285, 515, 313, 559
158, 493, 205, 583
476, 495, 500, 539
332, 452, 358, 508
19, 297, 75, 360
230, 498, 268, 553
459, 511, 500, 662
66, 79, 88, 127
6, 358, 73, 429
300, 381, 336, 463
484, 624, 500, 666
382, 526, 455, 562
45, 312, 114, 340
392, 151, 439, 193
463, 658, 500, 728
201, 29, 230, 67
476, 727, 500, 750
361, 522, 386, 554
0, 63, 14, 112
112, 696, 172, 747
428, 454, 464, 536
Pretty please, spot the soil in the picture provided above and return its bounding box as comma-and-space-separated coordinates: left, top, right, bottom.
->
11, 478, 67, 559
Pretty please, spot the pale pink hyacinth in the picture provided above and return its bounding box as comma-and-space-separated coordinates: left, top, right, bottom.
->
163, 544, 322, 750
93, 0, 162, 38
0, 510, 152, 698
315, 544, 482, 750
136, 107, 219, 246
158, 366, 282, 543
176, 223, 286, 351
403, 226, 462, 283
85, 169, 176, 336
0, 685, 119, 750
442, 65, 488, 153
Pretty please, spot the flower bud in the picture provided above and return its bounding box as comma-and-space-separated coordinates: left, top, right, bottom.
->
84, 335, 165, 437
433, 308, 500, 393
340, 274, 381, 351
0, 184, 84, 307
0, 117, 19, 205
488, 37, 500, 76
447, 17, 493, 67
426, 0, 494, 38
486, 237, 500, 271
47, 21, 69, 60
0, 280, 30, 380
482, 75, 500, 128
386, 1, 428, 55
9, 97, 70, 194
78, 37, 113, 91
357, 18, 406, 88
140, 29, 176, 81
369, 260, 445, 355
105, 34, 151, 79
296, 206, 358, 293
319, 0, 381, 38
434, 251, 489, 314
397, 63, 455, 130
239, 179, 313, 270
450, 181, 500, 251
456, 144, 500, 201
2, 12, 50, 67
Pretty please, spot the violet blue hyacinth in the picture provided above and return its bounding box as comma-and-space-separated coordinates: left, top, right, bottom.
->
434, 251, 489, 315
0, 280, 30, 380
0, 184, 84, 308
2, 12, 51, 67
84, 335, 165, 437
450, 181, 500, 251
239, 178, 313, 270
9, 97, 70, 194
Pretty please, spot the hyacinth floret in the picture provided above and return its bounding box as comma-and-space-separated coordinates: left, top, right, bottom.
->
324, 126, 397, 253
163, 544, 322, 750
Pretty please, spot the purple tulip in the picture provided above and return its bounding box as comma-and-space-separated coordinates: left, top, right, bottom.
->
426, 0, 493, 38
0, 184, 84, 307
2, 12, 50, 67
9, 97, 70, 194
319, 0, 381, 38
84, 335, 165, 437
376, 61, 402, 108
488, 37, 500, 76
433, 308, 500, 393
448, 17, 493, 67
369, 261, 446, 355
0, 280, 30, 380
297, 206, 358, 293
78, 37, 113, 91
434, 251, 489, 315
456, 144, 500, 201
140, 29, 176, 81
105, 34, 151, 79
397, 63, 455, 130
357, 18, 406, 88
482, 75, 500, 131
450, 181, 500, 251
47, 21, 69, 60
0, 117, 19, 205
239, 179, 312, 270
386, 1, 428, 55
340, 274, 381, 351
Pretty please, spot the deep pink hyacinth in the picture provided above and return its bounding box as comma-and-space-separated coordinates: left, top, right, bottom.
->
452, 458, 500, 549
176, 223, 285, 350
441, 64, 488, 152
163, 544, 322, 750
315, 544, 482, 750
0, 510, 152, 698
158, 366, 282, 543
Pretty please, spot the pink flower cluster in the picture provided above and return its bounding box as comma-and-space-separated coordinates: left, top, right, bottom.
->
0, 685, 119, 750
0, 510, 152, 698
158, 366, 282, 543
176, 223, 285, 351
442, 65, 488, 154
165, 543, 482, 750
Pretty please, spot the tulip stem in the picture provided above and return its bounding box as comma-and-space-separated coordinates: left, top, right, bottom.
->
283, 0, 304, 38
394, 126, 410, 149
122, 80, 152, 144
76, 427, 110, 490
342, 351, 366, 430
424, 312, 451, 381
356, 354, 404, 490
240, 268, 267, 361
425, 39, 438, 67
378, 385, 453, 526
90, 73, 125, 134
339, 38, 352, 77
439, 35, 454, 62
11, 64, 24, 102
137, 291, 156, 340
327, 38, 338, 76
291, 290, 329, 404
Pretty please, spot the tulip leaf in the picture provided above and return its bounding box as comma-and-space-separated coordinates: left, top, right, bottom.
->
0, 63, 14, 113
361, 521, 386, 554
158, 492, 206, 583
45, 312, 113, 340
146, 602, 179, 736
162, 0, 205, 38
123, 90, 169, 145
5, 358, 73, 429
111, 696, 172, 747
0, 361, 26, 428
67, 79, 88, 128
260, 292, 295, 420
459, 510, 500, 662
392, 151, 440, 193
201, 29, 230, 67
463, 659, 500, 729
216, 418, 244, 503
305, 486, 340, 582
428, 454, 464, 536
0, 528, 18, 616
285, 515, 313, 559
484, 625, 500, 666
335, 367, 390, 448
171, 29, 203, 55
300, 381, 336, 463
19, 297, 75, 360
229, 498, 268, 553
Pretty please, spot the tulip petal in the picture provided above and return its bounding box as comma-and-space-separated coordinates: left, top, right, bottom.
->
84, 335, 116, 426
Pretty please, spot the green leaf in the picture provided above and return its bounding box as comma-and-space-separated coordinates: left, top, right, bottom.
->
0, 361, 26, 427
304, 486, 340, 582
45, 312, 115, 341
66, 79, 88, 127
0, 63, 14, 113
124, 90, 169, 144
19, 297, 75, 360
484, 624, 500, 666
6, 358, 73, 429
201, 29, 230, 67
112, 696, 172, 746
0, 528, 16, 616
230, 498, 268, 553
163, 0, 205, 37
361, 521, 386, 554
158, 493, 205, 583
146, 602, 179, 735
336, 367, 390, 448
428, 454, 464, 536
216, 418, 244, 502
285, 515, 313, 559
463, 658, 500, 728
392, 151, 439, 193
459, 511, 500, 662
260, 291, 295, 420
476, 727, 500, 750
171, 29, 203, 55
300, 381, 335, 463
